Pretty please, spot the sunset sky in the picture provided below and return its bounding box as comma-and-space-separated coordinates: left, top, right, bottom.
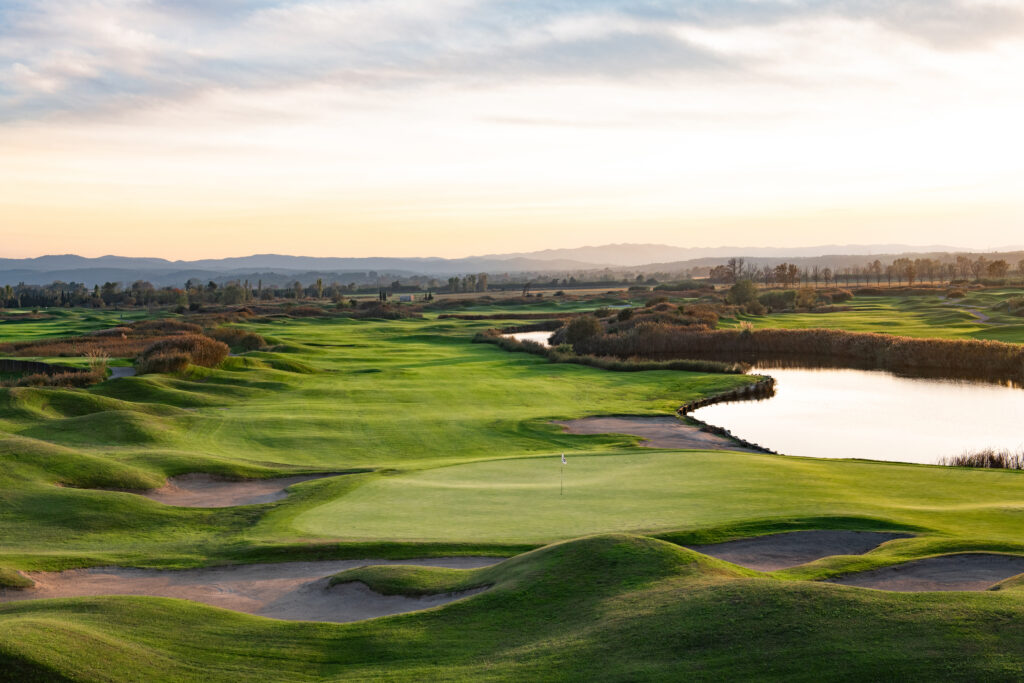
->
2, 0, 1023, 259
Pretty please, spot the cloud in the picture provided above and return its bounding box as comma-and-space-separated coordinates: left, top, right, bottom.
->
0, 0, 1021, 121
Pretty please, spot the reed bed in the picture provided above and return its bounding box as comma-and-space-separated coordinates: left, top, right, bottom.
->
572, 324, 1024, 383
474, 329, 746, 374
137, 334, 229, 373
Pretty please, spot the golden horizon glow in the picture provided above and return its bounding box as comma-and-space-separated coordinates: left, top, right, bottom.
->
2, 1, 1023, 259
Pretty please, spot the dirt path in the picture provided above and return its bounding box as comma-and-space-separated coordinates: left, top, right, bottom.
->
0, 557, 499, 622
686, 530, 911, 571
826, 553, 1024, 592
138, 473, 344, 507
553, 416, 759, 452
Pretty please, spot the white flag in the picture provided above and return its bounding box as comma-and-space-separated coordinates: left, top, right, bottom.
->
561, 453, 566, 465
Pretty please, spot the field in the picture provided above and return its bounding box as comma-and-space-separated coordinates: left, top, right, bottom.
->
2, 301, 1024, 680
727, 289, 1024, 342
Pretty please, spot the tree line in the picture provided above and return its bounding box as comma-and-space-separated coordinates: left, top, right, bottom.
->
708, 256, 1024, 288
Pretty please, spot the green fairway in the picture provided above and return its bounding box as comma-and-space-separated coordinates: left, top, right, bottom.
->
3, 308, 1024, 680
726, 290, 1024, 343
0, 316, 754, 567
0, 308, 152, 342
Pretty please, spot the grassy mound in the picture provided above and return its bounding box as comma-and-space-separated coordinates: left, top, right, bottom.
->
4, 534, 1024, 680
0, 567, 33, 589
329, 534, 752, 596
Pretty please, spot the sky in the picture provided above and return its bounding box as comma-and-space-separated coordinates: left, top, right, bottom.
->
2, 0, 1023, 259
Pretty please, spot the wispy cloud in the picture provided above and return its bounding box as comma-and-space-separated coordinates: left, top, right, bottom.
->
3, 0, 1021, 121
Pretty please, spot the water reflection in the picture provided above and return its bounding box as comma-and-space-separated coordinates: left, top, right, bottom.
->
503, 331, 553, 348
692, 366, 1024, 464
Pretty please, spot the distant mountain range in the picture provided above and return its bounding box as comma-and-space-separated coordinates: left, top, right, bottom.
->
479, 243, 985, 267
2, 244, 1021, 287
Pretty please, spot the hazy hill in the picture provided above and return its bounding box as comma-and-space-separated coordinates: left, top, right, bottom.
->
3, 244, 1022, 287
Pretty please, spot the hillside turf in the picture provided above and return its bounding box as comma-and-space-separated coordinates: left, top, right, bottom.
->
2, 308, 1024, 679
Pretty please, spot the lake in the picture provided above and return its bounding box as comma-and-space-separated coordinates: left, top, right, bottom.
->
504, 331, 553, 347
691, 366, 1024, 464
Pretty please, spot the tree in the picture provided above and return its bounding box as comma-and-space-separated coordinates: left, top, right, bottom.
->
986, 259, 1009, 278
316, 278, 324, 299
222, 283, 246, 305
955, 255, 972, 279
727, 258, 745, 282
869, 260, 882, 285
709, 265, 734, 284
773, 263, 790, 287
773, 263, 799, 287
970, 257, 989, 281
727, 279, 758, 306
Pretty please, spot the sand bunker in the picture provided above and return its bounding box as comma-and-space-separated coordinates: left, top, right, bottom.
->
686, 530, 911, 571
108, 366, 136, 379
0, 557, 499, 622
554, 416, 758, 452
826, 553, 1024, 592
137, 473, 342, 507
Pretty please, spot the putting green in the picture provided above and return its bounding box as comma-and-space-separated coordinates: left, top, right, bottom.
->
289, 450, 1024, 544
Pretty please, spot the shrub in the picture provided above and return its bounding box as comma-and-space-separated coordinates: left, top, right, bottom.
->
654, 279, 710, 292
795, 288, 818, 310
565, 316, 602, 348
681, 305, 719, 329
743, 300, 766, 315
617, 308, 634, 322
209, 326, 265, 351
136, 352, 191, 375
1002, 297, 1024, 315
727, 280, 758, 306
289, 306, 326, 317
138, 334, 228, 369
7, 369, 103, 388
759, 290, 796, 312
132, 319, 203, 335
594, 307, 612, 318
830, 289, 854, 303
946, 289, 967, 299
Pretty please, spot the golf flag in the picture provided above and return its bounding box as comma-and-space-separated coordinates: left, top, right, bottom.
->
561, 453, 566, 465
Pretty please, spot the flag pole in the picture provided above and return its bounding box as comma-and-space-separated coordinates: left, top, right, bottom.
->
560, 453, 565, 496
